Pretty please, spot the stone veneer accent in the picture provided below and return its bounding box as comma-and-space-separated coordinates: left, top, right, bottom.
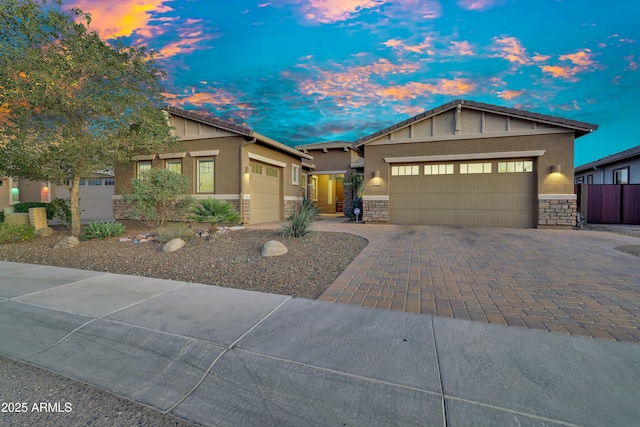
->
363, 198, 389, 222
284, 198, 303, 220
538, 198, 576, 227
241, 198, 250, 225
343, 182, 354, 216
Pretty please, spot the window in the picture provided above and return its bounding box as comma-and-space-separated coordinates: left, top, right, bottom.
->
301, 174, 307, 197
0, 181, 3, 187
311, 176, 318, 201
460, 163, 492, 174
79, 179, 86, 186
166, 160, 182, 174
197, 159, 214, 193
137, 161, 151, 176
587, 174, 593, 185
391, 165, 419, 176
266, 166, 278, 177
251, 163, 263, 174
87, 179, 102, 186
292, 164, 300, 185
614, 168, 629, 184
576, 176, 585, 184
424, 164, 454, 175
498, 161, 533, 173
105, 179, 115, 186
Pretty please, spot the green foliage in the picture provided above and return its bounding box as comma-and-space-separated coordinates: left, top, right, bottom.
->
80, 221, 126, 240
123, 169, 192, 227
345, 169, 364, 220
0, 223, 35, 244
0, 0, 178, 236
13, 202, 52, 219
0, 212, 4, 223
155, 223, 195, 243
49, 198, 72, 226
190, 198, 240, 225
280, 199, 320, 238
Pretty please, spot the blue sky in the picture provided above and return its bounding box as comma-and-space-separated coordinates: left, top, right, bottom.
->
65, 0, 639, 166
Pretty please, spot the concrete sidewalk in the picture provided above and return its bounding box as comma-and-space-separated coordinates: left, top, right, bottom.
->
1, 260, 639, 426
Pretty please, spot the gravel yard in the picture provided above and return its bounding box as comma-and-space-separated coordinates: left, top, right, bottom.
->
583, 225, 640, 257
0, 221, 368, 299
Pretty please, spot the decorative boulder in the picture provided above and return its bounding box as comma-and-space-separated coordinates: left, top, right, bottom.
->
162, 238, 186, 253
35, 227, 56, 237
261, 240, 288, 257
54, 236, 80, 249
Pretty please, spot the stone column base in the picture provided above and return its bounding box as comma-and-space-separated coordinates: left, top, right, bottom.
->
538, 196, 576, 228
363, 198, 389, 222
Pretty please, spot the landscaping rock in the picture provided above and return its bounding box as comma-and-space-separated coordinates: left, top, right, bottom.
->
261, 240, 288, 257
162, 238, 186, 253
35, 227, 56, 237
54, 236, 80, 249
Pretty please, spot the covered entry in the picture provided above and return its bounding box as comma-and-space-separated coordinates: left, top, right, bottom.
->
249, 161, 281, 224
312, 173, 345, 213
389, 159, 536, 227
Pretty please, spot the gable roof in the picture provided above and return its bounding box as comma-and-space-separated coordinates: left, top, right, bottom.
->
355, 99, 599, 147
575, 145, 640, 172
163, 106, 312, 160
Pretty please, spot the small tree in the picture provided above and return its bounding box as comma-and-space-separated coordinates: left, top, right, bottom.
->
0, 0, 178, 236
123, 169, 192, 227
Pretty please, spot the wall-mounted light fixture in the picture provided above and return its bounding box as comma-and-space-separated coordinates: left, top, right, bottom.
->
373, 170, 380, 178
550, 165, 561, 174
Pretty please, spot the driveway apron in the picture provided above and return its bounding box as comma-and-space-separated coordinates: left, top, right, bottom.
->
313, 218, 640, 343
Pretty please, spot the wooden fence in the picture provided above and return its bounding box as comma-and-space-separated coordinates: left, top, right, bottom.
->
576, 184, 640, 225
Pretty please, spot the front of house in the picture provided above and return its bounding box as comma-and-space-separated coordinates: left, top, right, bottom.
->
114, 107, 312, 225
356, 100, 598, 228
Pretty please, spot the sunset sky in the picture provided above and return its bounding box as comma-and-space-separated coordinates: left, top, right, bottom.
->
64, 0, 639, 166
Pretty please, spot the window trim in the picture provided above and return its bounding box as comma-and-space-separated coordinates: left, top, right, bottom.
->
292, 164, 300, 185
613, 167, 629, 184
196, 158, 215, 193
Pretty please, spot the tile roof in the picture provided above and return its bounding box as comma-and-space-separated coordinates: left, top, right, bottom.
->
575, 145, 640, 172
163, 105, 253, 137
355, 99, 599, 146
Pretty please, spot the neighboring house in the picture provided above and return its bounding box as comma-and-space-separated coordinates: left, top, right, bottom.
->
354, 99, 598, 228
575, 145, 640, 185
114, 106, 313, 225
1, 173, 115, 221
295, 141, 364, 214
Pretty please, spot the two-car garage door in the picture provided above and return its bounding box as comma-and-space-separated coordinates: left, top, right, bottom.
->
390, 160, 536, 227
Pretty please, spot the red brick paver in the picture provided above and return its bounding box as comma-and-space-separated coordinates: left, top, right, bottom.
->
312, 218, 640, 343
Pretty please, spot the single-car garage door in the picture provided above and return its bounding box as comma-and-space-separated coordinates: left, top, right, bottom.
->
390, 160, 535, 227
249, 161, 281, 224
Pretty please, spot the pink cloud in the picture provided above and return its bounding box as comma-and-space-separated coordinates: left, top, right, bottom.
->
492, 37, 531, 65
450, 41, 475, 56
66, 0, 174, 39
559, 49, 594, 67
300, 0, 388, 24
458, 0, 498, 11
499, 89, 525, 100
624, 55, 639, 71
377, 79, 477, 100
384, 36, 435, 54
541, 49, 597, 80
532, 54, 550, 62
395, 105, 426, 116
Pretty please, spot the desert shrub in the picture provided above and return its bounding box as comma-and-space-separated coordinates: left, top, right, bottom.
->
49, 198, 72, 226
80, 221, 126, 240
0, 223, 35, 244
155, 223, 195, 243
123, 169, 192, 227
280, 199, 320, 238
190, 198, 240, 225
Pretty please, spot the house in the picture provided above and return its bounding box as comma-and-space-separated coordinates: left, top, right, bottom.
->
354, 99, 598, 228
1, 173, 115, 221
575, 145, 640, 184
113, 106, 313, 225
574, 145, 640, 225
294, 141, 364, 214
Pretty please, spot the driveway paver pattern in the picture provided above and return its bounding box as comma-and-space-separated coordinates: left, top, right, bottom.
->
311, 219, 640, 343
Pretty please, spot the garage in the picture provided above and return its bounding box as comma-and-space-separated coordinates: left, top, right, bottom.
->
56, 178, 115, 221
390, 159, 536, 227
249, 161, 281, 224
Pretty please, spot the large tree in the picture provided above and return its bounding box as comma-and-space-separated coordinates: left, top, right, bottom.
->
0, 0, 178, 236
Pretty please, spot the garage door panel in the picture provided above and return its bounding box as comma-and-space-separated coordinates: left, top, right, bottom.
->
390, 161, 535, 227
250, 164, 281, 224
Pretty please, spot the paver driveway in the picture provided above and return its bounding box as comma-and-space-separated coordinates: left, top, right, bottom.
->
311, 219, 640, 343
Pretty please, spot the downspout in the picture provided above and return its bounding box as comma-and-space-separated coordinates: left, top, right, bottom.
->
593, 166, 604, 184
